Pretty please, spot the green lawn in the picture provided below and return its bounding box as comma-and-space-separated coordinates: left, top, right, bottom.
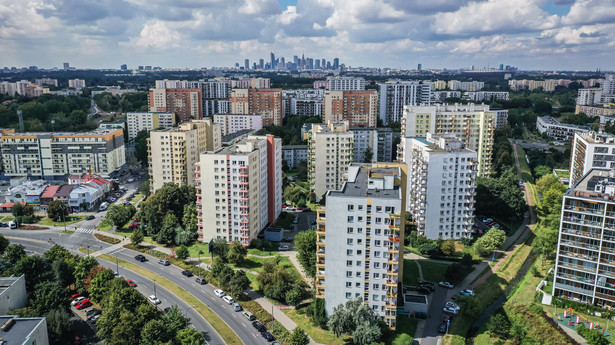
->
283, 309, 348, 345
59, 230, 75, 235
130, 193, 144, 204
516, 144, 534, 183
403, 259, 420, 286
384, 316, 418, 345
419, 261, 450, 283
275, 212, 296, 228
97, 219, 113, 231
38, 215, 86, 226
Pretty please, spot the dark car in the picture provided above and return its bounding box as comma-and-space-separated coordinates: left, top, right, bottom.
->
86, 215, 95, 220
261, 331, 275, 341
438, 322, 447, 334
417, 287, 431, 295
182, 270, 193, 277
195, 277, 207, 285
252, 321, 266, 332
86, 308, 101, 319
302, 207, 311, 212
135, 254, 146, 262
418, 284, 435, 292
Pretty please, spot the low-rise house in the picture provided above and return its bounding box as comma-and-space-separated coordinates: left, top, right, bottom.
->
53, 185, 75, 208
69, 184, 102, 211
40, 186, 60, 209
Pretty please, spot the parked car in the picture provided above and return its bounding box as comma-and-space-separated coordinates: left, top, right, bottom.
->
261, 331, 275, 341
292, 217, 299, 224
459, 289, 475, 296
126, 279, 137, 287
148, 295, 161, 305
71, 297, 86, 306
68, 294, 82, 303
195, 277, 207, 285
134, 254, 146, 262
90, 314, 101, 323
85, 308, 101, 319
158, 259, 170, 266
128, 178, 135, 183
232, 302, 242, 312
222, 296, 235, 304
0, 222, 7, 227
243, 311, 256, 321
445, 302, 460, 312
76, 300, 92, 310
443, 307, 458, 315
252, 321, 266, 332
182, 270, 193, 277
214, 289, 226, 297
438, 322, 447, 334
86, 215, 95, 220
278, 245, 290, 251
438, 281, 454, 289
417, 287, 432, 295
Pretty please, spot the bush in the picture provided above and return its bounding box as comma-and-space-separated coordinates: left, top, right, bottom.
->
94, 233, 121, 244
417, 243, 441, 256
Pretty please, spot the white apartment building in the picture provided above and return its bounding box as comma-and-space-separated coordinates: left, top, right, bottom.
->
569, 132, 615, 187
282, 89, 325, 116
308, 122, 354, 200
552, 168, 615, 308
400, 104, 495, 177
536, 116, 590, 141
603, 74, 615, 95
447, 80, 484, 92
327, 76, 365, 91
148, 119, 221, 192
126, 112, 175, 141
402, 134, 477, 239
196, 135, 282, 245
462, 91, 509, 102
316, 163, 406, 330
493, 108, 509, 129
431, 91, 461, 103
577, 88, 603, 106
378, 80, 432, 124
351, 128, 395, 163
0, 129, 125, 179
282, 145, 308, 169
213, 113, 263, 136
68, 79, 85, 89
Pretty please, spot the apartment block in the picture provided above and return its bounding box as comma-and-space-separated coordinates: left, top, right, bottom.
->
68, 79, 85, 89
327, 76, 365, 91
447, 80, 484, 92
577, 88, 603, 106
552, 168, 615, 308
401, 134, 477, 239
401, 104, 495, 176
0, 129, 125, 179
282, 145, 308, 169
230, 89, 283, 126
282, 89, 324, 116
576, 105, 615, 117
536, 116, 590, 141
148, 88, 203, 123
148, 119, 221, 192
351, 127, 395, 163
308, 122, 354, 199
316, 163, 406, 330
0, 315, 49, 345
324, 90, 378, 127
0, 81, 48, 98
378, 80, 432, 124
462, 91, 509, 102
213, 113, 263, 136
431, 91, 461, 103
126, 112, 175, 141
570, 132, 615, 187
196, 135, 282, 245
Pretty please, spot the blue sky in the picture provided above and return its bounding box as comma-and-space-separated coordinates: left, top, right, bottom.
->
1, 0, 613, 70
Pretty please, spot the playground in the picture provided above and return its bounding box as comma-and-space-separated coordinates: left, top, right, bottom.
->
554, 308, 613, 338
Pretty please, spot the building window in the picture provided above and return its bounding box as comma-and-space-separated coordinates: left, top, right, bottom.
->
348, 216, 354, 222
346, 271, 352, 278
347, 227, 353, 233
348, 205, 354, 211
347, 249, 353, 255
347, 238, 353, 245
346, 260, 352, 266
346, 293, 352, 299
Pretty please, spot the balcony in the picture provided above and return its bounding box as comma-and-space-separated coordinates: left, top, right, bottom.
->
554, 282, 594, 296
564, 205, 604, 215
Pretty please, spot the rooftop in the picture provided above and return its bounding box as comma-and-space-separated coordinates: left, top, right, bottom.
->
0, 315, 46, 344
577, 131, 615, 144
0, 276, 23, 295
2, 128, 122, 137
329, 164, 401, 199
568, 169, 615, 202
539, 116, 591, 130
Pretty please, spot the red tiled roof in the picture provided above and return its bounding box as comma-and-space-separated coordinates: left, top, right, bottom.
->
0, 202, 26, 208
41, 185, 60, 199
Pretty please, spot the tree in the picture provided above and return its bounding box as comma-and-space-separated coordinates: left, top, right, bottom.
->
89, 269, 116, 302
164, 305, 191, 337
141, 319, 172, 345
12, 255, 52, 292
139, 179, 150, 198
363, 147, 373, 163
440, 239, 456, 256
52, 259, 75, 288
175, 227, 196, 246
257, 259, 298, 303
327, 299, 381, 344
46, 308, 72, 344
139, 183, 197, 236
176, 245, 189, 260
227, 241, 247, 265
157, 213, 179, 244
352, 321, 381, 345
32, 281, 66, 314
289, 327, 310, 345
131, 229, 144, 246
182, 204, 198, 232
294, 230, 317, 277
312, 298, 327, 327
0, 234, 9, 254
228, 270, 251, 297
47, 200, 68, 221
210, 237, 229, 260
12, 203, 35, 224
487, 313, 510, 339
533, 165, 551, 179
473, 228, 507, 257
73, 256, 99, 294
286, 287, 304, 307
44, 244, 75, 262
3, 244, 26, 265
134, 129, 150, 167
106, 204, 136, 228
175, 328, 205, 345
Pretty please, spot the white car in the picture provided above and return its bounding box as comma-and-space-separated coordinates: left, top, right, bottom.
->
438, 281, 454, 289
128, 178, 135, 183
279, 245, 290, 251
460, 289, 475, 296
148, 295, 161, 305
71, 297, 86, 306
443, 307, 458, 315
222, 295, 235, 304
214, 289, 226, 297
445, 302, 460, 312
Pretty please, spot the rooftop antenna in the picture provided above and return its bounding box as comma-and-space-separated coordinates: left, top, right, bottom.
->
17, 110, 24, 132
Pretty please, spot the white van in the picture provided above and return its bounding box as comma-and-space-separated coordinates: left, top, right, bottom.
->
8, 221, 16, 229
99, 202, 109, 211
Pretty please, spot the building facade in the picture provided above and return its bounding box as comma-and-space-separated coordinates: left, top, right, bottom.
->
308, 122, 354, 200
400, 104, 495, 177
327, 77, 365, 91
196, 135, 282, 245
569, 132, 615, 187
316, 163, 406, 330
148, 119, 221, 192
230, 89, 283, 126
402, 134, 477, 239
148, 88, 203, 123
282, 145, 308, 169
126, 112, 175, 141
0, 129, 125, 179
536, 116, 590, 141
324, 90, 378, 127
462, 91, 509, 102
351, 128, 395, 163
378, 80, 432, 124
213, 113, 263, 136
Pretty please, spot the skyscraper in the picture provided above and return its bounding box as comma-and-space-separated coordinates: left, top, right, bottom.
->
417, 63, 422, 71
259, 59, 264, 69
333, 58, 339, 70
63, 62, 69, 70
270, 52, 276, 70
120, 64, 127, 70
244, 59, 249, 70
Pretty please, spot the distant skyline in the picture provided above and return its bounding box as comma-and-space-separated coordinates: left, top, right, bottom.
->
1, 0, 614, 70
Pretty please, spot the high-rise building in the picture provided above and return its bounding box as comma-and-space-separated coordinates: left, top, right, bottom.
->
333, 58, 339, 69
316, 163, 406, 330
63, 62, 69, 70
244, 59, 249, 70
569, 132, 615, 187
230, 88, 283, 126
308, 122, 354, 199
400, 104, 495, 177
126, 112, 176, 141
551, 168, 615, 308
577, 88, 603, 106
417, 63, 422, 71
198, 79, 231, 116
603, 74, 615, 95
196, 135, 282, 245
324, 90, 378, 127
270, 52, 276, 70
1, 129, 125, 179
148, 119, 221, 192
68, 79, 85, 90
213, 113, 263, 136
121, 64, 127, 70
35, 78, 58, 87
259, 59, 264, 69
148, 88, 203, 123
351, 127, 395, 163
378, 80, 432, 124
402, 134, 477, 239
328, 77, 365, 91
250, 78, 271, 89
492, 108, 509, 129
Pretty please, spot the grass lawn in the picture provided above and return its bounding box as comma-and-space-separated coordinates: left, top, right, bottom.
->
59, 230, 75, 235
283, 309, 348, 345
384, 316, 418, 345
98, 254, 243, 345
516, 144, 534, 183
403, 259, 420, 286
130, 193, 144, 204
275, 212, 296, 228
78, 247, 94, 255
98, 219, 113, 231
38, 215, 86, 226
419, 261, 450, 283
187, 241, 210, 258
245, 272, 259, 290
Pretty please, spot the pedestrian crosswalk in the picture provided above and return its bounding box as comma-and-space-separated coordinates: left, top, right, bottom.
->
75, 228, 94, 234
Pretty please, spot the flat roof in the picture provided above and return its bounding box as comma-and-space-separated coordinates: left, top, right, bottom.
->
329, 165, 400, 199
568, 169, 615, 202
0, 316, 45, 344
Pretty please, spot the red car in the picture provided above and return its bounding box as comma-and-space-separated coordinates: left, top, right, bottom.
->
126, 279, 137, 287
68, 294, 81, 302
76, 300, 92, 310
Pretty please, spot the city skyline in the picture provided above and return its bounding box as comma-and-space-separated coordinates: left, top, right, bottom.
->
1, 0, 614, 70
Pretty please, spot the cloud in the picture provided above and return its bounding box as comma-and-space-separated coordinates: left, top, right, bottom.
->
40, 0, 137, 22
563, 0, 615, 25
127, 20, 184, 49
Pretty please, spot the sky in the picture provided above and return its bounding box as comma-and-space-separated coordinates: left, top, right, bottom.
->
1, 0, 614, 71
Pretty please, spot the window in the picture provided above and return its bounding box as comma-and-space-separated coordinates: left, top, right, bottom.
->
347, 216, 354, 222
347, 238, 353, 245
346, 260, 352, 266
347, 249, 353, 255
346, 293, 352, 299
373, 295, 379, 301
374, 273, 380, 279
374, 251, 381, 258
346, 271, 352, 278
374, 262, 380, 268
346, 282, 352, 288
347, 227, 353, 233
348, 205, 354, 211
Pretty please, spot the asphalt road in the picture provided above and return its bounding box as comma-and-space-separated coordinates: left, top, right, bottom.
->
4, 229, 272, 345
420, 285, 454, 345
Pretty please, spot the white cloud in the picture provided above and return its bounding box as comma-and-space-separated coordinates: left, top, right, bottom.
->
563, 0, 615, 25
279, 6, 298, 25
128, 20, 184, 49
